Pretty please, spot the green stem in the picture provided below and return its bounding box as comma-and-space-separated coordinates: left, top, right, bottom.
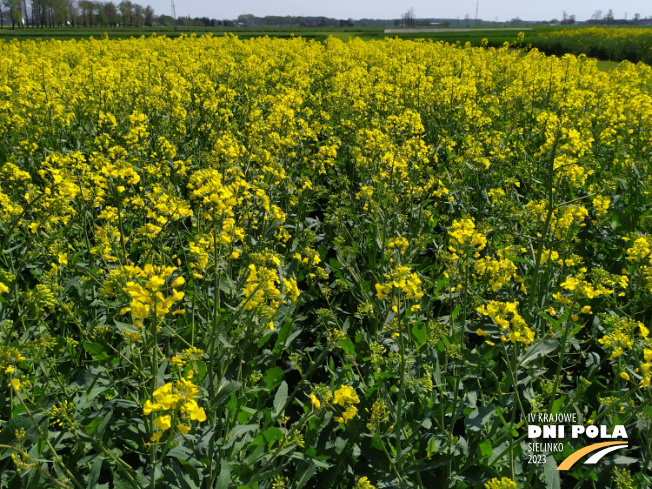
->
150, 297, 159, 489
0, 191, 46, 253
395, 313, 406, 467
248, 410, 317, 483
528, 123, 561, 323
116, 191, 127, 261
377, 436, 405, 486
12, 390, 84, 489
548, 301, 576, 409
0, 444, 72, 489
207, 216, 221, 400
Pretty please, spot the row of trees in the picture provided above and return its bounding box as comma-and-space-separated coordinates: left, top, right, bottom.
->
588, 10, 647, 24
0, 0, 154, 28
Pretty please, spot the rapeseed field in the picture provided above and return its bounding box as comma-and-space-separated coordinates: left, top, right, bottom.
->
0, 34, 651, 488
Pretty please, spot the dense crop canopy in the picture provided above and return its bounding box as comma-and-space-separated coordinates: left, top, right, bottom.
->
0, 34, 652, 488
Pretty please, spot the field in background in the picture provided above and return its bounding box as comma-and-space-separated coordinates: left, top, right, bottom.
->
0, 24, 531, 44
0, 24, 651, 66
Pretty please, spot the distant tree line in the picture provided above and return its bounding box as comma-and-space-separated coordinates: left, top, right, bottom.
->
233, 14, 340, 28
585, 9, 650, 25
4, 7, 647, 31
0, 0, 154, 28
156, 15, 233, 27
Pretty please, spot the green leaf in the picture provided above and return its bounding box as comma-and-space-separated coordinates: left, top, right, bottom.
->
325, 436, 348, 455
213, 379, 243, 409
465, 405, 495, 432
84, 417, 103, 436
274, 319, 293, 352
479, 440, 493, 459
412, 322, 427, 346
550, 397, 566, 415
93, 413, 113, 438
162, 461, 200, 489
216, 460, 231, 489
273, 381, 288, 419
86, 456, 104, 489
426, 438, 437, 458
0, 414, 47, 448
248, 434, 265, 447
263, 367, 284, 387
519, 338, 558, 366
395, 446, 413, 466
538, 312, 562, 333
611, 455, 637, 465
290, 452, 332, 468
83, 342, 109, 361
338, 337, 354, 355
451, 304, 462, 321
166, 445, 193, 462
194, 361, 207, 382
226, 393, 238, 412
294, 461, 318, 489
228, 424, 259, 438
223, 424, 259, 449
263, 426, 283, 446
257, 331, 274, 347
113, 473, 135, 489
542, 455, 561, 489
114, 321, 140, 333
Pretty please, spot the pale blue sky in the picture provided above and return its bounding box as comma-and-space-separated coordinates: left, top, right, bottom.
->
157, 0, 652, 21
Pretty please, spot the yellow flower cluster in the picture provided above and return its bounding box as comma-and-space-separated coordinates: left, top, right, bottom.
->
366, 400, 390, 435
474, 254, 519, 292
333, 385, 361, 424
241, 265, 301, 327
170, 347, 204, 367
143, 379, 207, 441
24, 284, 56, 310
0, 270, 14, 295
626, 237, 651, 263
559, 275, 611, 299
488, 188, 507, 205
355, 185, 374, 204
484, 477, 517, 489
355, 477, 376, 489
293, 248, 328, 280
309, 384, 361, 424
592, 195, 611, 217
187, 169, 247, 242
477, 301, 535, 345
294, 247, 321, 266
137, 185, 193, 238
598, 317, 649, 360
625, 238, 652, 294
522, 201, 589, 239
0, 346, 26, 374
375, 266, 425, 300
0, 185, 24, 223
639, 350, 652, 388
388, 237, 409, 254
448, 218, 487, 258
242, 264, 281, 313
120, 265, 185, 321
282, 277, 301, 302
